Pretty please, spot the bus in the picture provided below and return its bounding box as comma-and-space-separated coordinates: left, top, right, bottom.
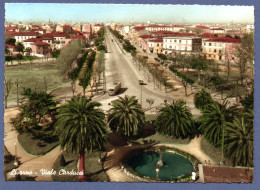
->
108, 82, 121, 96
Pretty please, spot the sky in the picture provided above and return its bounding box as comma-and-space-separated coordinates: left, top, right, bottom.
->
5, 3, 254, 24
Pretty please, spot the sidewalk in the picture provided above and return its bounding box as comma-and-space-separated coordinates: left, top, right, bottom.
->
4, 107, 63, 181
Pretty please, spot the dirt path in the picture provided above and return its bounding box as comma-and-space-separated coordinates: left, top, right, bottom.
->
4, 107, 63, 181
103, 135, 214, 182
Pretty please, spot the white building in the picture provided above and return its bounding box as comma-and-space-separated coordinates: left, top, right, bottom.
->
14, 32, 39, 43
163, 36, 202, 55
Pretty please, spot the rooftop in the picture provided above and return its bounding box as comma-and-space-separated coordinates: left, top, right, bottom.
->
206, 37, 241, 43
33, 41, 50, 46
149, 39, 163, 43
211, 28, 225, 30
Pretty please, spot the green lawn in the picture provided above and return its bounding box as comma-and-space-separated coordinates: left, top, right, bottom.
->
17, 133, 59, 156
52, 151, 109, 182
134, 132, 191, 145
5, 62, 70, 104
200, 136, 232, 166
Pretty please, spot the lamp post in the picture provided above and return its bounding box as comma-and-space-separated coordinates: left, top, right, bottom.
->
14, 143, 18, 166
139, 80, 147, 107
156, 168, 159, 181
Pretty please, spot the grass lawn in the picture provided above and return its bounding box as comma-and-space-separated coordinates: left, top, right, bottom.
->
52, 151, 109, 182
200, 136, 232, 166
5, 62, 70, 104
134, 132, 191, 145
17, 133, 59, 156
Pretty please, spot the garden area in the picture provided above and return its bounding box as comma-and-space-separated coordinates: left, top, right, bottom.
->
5, 62, 70, 105
52, 151, 109, 182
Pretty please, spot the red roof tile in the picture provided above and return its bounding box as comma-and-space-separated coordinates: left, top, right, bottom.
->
147, 24, 172, 28
199, 33, 217, 39
70, 30, 81, 34
33, 41, 50, 46
6, 44, 16, 49
5, 26, 18, 30
196, 25, 209, 29
51, 32, 67, 37
149, 39, 163, 43
63, 24, 71, 28
5, 31, 16, 35
134, 26, 146, 31
24, 38, 39, 42
166, 32, 195, 37
206, 37, 241, 43
14, 32, 39, 36
94, 24, 102, 27
211, 28, 225, 30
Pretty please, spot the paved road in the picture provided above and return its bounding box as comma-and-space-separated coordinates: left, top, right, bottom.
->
95, 28, 200, 115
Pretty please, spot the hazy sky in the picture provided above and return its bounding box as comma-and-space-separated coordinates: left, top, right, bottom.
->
5, 3, 254, 24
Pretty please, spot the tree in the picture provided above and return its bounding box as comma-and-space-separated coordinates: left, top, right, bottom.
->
52, 49, 60, 59
96, 52, 105, 86
225, 117, 253, 167
58, 39, 84, 76
4, 79, 12, 109
169, 66, 194, 96
16, 42, 24, 54
240, 89, 254, 110
5, 38, 16, 45
233, 33, 254, 85
16, 54, 23, 65
80, 70, 92, 96
155, 101, 194, 139
55, 97, 107, 180
21, 88, 57, 123
199, 100, 238, 164
191, 56, 208, 81
5, 46, 10, 55
108, 95, 145, 138
194, 89, 214, 110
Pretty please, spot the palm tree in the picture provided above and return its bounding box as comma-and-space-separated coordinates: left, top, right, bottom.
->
55, 97, 107, 180
107, 95, 145, 138
155, 101, 194, 139
194, 89, 213, 110
225, 117, 254, 167
199, 100, 237, 164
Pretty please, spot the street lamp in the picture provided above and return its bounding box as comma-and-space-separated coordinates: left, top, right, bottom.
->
138, 80, 147, 107
14, 143, 18, 166
156, 168, 159, 181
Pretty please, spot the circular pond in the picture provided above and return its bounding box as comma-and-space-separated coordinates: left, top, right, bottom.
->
128, 152, 194, 180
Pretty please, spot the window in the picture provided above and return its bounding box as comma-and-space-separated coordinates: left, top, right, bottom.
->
214, 49, 216, 53
209, 43, 211, 46
169, 45, 172, 49
219, 50, 222, 53
219, 56, 222, 60
157, 44, 159, 47
174, 40, 176, 42
179, 40, 182, 43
